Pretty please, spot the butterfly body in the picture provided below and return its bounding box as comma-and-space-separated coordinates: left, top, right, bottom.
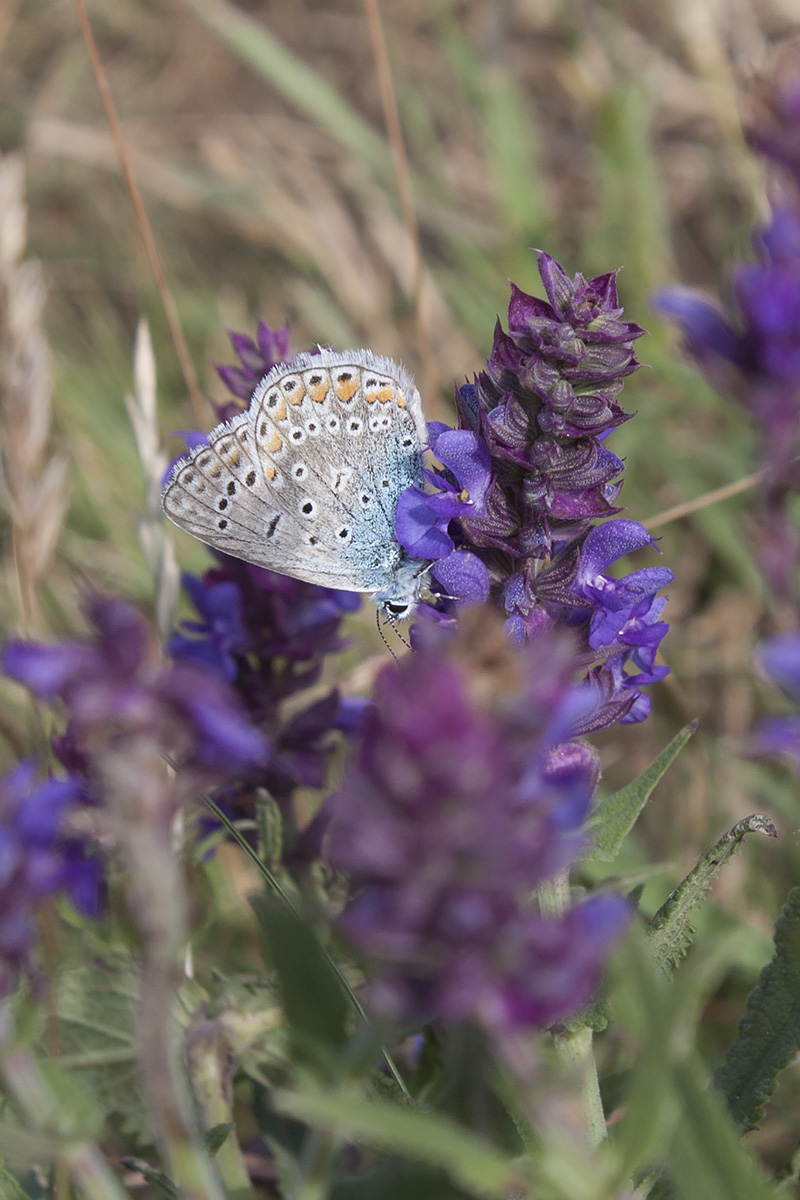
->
161, 349, 430, 617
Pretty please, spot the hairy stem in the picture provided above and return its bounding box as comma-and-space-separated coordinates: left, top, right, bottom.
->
538, 872, 607, 1147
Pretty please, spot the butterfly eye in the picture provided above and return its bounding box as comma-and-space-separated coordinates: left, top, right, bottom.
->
385, 601, 410, 618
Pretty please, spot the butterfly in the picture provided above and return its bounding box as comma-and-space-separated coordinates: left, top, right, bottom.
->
161, 348, 431, 620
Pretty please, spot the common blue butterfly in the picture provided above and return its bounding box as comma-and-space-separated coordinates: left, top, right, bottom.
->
161, 349, 430, 619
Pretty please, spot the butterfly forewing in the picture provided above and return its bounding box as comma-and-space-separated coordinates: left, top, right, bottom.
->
161, 349, 427, 594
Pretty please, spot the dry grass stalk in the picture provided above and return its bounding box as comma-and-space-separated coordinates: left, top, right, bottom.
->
124, 319, 180, 637
0, 152, 69, 635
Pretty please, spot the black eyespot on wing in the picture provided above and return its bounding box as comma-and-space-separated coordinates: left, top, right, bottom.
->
218, 518, 228, 530
259, 421, 268, 437
218, 498, 228, 510
302, 501, 314, 515
309, 374, 322, 385
245, 470, 256, 486
227, 480, 236, 495
338, 371, 352, 381
266, 514, 281, 539
338, 527, 349, 539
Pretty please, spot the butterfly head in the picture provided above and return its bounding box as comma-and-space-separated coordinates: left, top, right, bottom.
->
374, 558, 429, 623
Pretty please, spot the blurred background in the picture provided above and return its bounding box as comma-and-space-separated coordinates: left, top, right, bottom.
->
3, 0, 800, 1169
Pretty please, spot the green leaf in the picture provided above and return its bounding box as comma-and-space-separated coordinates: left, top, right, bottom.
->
331, 1161, 471, 1199
49, 954, 206, 1145
647, 814, 778, 973
119, 1157, 177, 1198
250, 895, 348, 1078
204, 1123, 233, 1156
663, 1057, 779, 1200
611, 930, 779, 1200
714, 886, 800, 1131
272, 1086, 519, 1199
586, 722, 697, 862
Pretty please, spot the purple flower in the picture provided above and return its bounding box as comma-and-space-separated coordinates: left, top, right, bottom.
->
750, 634, 800, 768
395, 425, 492, 602
396, 252, 671, 727
3, 594, 267, 774
325, 630, 629, 1032
215, 321, 291, 412
0, 764, 102, 997
170, 556, 363, 840
657, 65, 800, 609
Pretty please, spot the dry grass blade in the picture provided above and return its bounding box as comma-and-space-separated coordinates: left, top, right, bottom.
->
73, 0, 209, 427
124, 320, 179, 637
361, 0, 434, 393
0, 153, 69, 635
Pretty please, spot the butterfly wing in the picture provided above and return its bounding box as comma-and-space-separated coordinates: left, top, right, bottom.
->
161, 349, 427, 593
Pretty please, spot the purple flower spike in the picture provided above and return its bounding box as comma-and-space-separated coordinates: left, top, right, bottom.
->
659, 61, 800, 610
393, 251, 670, 728
169, 555, 362, 845
327, 628, 628, 1032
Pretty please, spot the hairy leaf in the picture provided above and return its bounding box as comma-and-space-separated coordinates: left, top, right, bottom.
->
647, 814, 777, 973
586, 721, 697, 862
714, 887, 800, 1131
49, 954, 206, 1145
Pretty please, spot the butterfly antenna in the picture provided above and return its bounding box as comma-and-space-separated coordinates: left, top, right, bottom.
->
390, 620, 412, 650
376, 608, 399, 662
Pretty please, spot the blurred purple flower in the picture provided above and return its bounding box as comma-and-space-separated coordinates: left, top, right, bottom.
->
750, 633, 800, 768
326, 633, 629, 1032
657, 62, 800, 610
0, 764, 103, 997
397, 252, 671, 726
3, 594, 267, 774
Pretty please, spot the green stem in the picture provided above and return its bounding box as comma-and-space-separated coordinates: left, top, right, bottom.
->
187, 1022, 256, 1200
538, 872, 607, 1147
0, 1021, 127, 1200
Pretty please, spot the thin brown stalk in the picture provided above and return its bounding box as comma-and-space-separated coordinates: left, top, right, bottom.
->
0, 153, 69, 636
643, 469, 764, 530
73, 0, 208, 426
361, 0, 435, 397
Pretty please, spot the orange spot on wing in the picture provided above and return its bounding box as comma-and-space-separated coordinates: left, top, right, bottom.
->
266, 430, 282, 453
334, 378, 359, 403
